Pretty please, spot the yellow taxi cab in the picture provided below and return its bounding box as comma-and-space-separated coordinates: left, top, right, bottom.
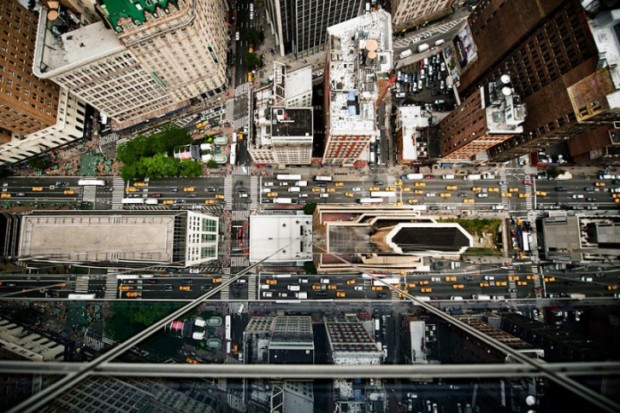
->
212, 277, 223, 284
414, 189, 424, 195
420, 287, 432, 293
395, 201, 403, 206
414, 182, 426, 187
119, 285, 131, 291
215, 194, 225, 199
179, 285, 192, 291
32, 186, 44, 192
535, 191, 547, 197
407, 282, 417, 288
419, 280, 429, 285
496, 281, 507, 287
346, 279, 356, 285
371, 286, 384, 291
336, 291, 346, 298
508, 275, 520, 281
126, 291, 140, 298
312, 284, 322, 290
248, 44, 254, 53
479, 282, 490, 288
344, 192, 354, 197
463, 198, 474, 203
185, 357, 199, 364
163, 199, 174, 205
445, 185, 458, 191
445, 276, 457, 282
616, 198, 620, 204
327, 187, 336, 193
385, 186, 396, 191
267, 192, 278, 198
195, 121, 208, 129
407, 199, 418, 204
395, 180, 403, 186
452, 284, 465, 289
612, 193, 620, 199
205, 199, 217, 205
595, 181, 605, 187
183, 187, 195, 192
247, 72, 254, 82
517, 281, 528, 286
126, 186, 137, 193
335, 182, 344, 187
0, 193, 11, 199
398, 290, 409, 299
134, 182, 146, 188
544, 276, 556, 283
526, 274, 535, 280
501, 192, 512, 198
63, 189, 75, 195
471, 187, 482, 192
312, 187, 322, 193
508, 187, 519, 193
369, 186, 380, 191
607, 285, 618, 291
328, 284, 337, 290
518, 193, 529, 198
266, 279, 278, 285
439, 192, 452, 198
402, 187, 411, 192
488, 187, 500, 193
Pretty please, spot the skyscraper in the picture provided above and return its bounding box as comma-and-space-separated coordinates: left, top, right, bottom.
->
34, 0, 228, 130
0, 0, 86, 165
455, 0, 620, 163
265, 0, 364, 57
439, 75, 526, 161
322, 10, 392, 166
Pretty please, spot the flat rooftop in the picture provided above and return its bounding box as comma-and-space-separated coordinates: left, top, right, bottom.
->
285, 66, 312, 101
249, 214, 313, 262
326, 10, 392, 135
389, 223, 472, 253
398, 106, 429, 161
19, 213, 175, 263
324, 316, 377, 352
271, 108, 313, 139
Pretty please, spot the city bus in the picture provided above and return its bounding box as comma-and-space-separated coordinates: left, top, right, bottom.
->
372, 277, 401, 286
370, 191, 397, 198
357, 197, 383, 204
225, 315, 231, 341
68, 294, 96, 300
122, 198, 145, 204
78, 179, 106, 186
273, 198, 293, 204
313, 175, 333, 182
230, 143, 237, 166
276, 174, 302, 181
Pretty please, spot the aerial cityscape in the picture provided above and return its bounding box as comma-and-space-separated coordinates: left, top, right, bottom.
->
0, 0, 620, 412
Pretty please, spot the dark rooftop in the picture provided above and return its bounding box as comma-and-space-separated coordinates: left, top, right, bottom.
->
271, 108, 313, 137
392, 225, 470, 252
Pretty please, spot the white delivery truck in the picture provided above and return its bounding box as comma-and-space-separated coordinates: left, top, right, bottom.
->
399, 49, 413, 59
288, 187, 301, 193
295, 292, 308, 299
287, 285, 301, 291
464, 174, 482, 181
418, 43, 430, 52
403, 173, 424, 180
472, 294, 491, 301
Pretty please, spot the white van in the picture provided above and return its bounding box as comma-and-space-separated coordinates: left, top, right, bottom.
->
450, 296, 464, 301
399, 49, 413, 59
288, 187, 301, 193
287, 285, 301, 291
442, 174, 455, 180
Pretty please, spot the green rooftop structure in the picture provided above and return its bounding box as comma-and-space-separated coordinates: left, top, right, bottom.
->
100, 0, 180, 32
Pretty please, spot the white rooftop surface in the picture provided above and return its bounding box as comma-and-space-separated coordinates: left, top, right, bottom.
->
285, 66, 313, 101
19, 214, 175, 263
409, 321, 428, 364
399, 106, 429, 161
249, 215, 313, 262
588, 9, 620, 108
40, 19, 124, 73
327, 10, 392, 135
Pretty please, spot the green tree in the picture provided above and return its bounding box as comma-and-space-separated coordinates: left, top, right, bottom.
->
247, 54, 264, 71
179, 159, 203, 177
105, 302, 182, 342
120, 163, 138, 181
28, 155, 53, 170
546, 167, 565, 179
303, 202, 317, 215
303, 261, 317, 274
207, 159, 219, 168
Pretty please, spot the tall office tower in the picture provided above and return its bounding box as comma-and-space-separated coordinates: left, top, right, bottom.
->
456, 0, 620, 163
34, 0, 228, 130
391, 0, 456, 32
265, 0, 364, 57
439, 75, 526, 162
0, 0, 86, 166
322, 10, 392, 166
